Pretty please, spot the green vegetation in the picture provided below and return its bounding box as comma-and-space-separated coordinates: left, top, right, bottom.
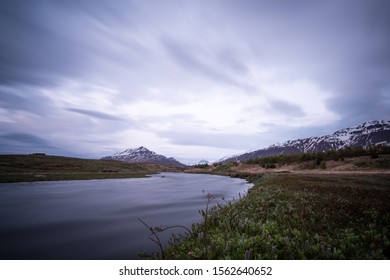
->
245, 146, 390, 168
354, 158, 390, 169
0, 154, 182, 183
150, 173, 390, 259
192, 163, 210, 169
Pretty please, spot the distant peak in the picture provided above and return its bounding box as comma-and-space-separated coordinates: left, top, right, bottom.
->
134, 146, 148, 151
101, 146, 186, 167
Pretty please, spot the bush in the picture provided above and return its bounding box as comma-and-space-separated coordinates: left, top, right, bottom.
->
193, 164, 209, 169
265, 163, 277, 169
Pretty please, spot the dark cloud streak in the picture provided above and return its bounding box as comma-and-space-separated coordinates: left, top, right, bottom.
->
0, 132, 63, 155
65, 108, 125, 121
268, 99, 304, 117
0, 133, 48, 145
161, 38, 255, 92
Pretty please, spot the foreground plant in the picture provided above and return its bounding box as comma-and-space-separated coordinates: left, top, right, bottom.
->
161, 174, 390, 260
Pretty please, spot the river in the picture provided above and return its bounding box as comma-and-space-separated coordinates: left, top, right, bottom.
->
0, 172, 251, 259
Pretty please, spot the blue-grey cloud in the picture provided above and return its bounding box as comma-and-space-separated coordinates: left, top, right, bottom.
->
0, 133, 48, 146
65, 108, 124, 121
158, 130, 262, 150
216, 49, 249, 75
268, 99, 304, 117
0, 86, 52, 114
0, 0, 389, 160
0, 1, 83, 86
161, 38, 254, 92
0, 132, 63, 155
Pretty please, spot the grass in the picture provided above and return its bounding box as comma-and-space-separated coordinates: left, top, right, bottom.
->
0, 154, 183, 183
244, 146, 390, 167
157, 173, 390, 259
354, 157, 390, 169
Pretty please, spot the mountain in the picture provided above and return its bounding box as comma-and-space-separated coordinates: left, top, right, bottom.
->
190, 159, 210, 166
101, 146, 186, 166
220, 120, 390, 163
197, 159, 210, 165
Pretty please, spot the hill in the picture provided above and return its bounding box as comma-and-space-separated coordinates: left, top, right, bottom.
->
0, 154, 184, 183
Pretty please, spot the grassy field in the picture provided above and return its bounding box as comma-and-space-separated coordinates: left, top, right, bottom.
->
159, 172, 390, 259
0, 154, 183, 183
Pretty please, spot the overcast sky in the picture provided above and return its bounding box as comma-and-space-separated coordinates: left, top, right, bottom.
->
1, 0, 389, 163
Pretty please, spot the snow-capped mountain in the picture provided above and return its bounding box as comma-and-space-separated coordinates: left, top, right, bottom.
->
197, 159, 209, 165
189, 159, 210, 166
101, 146, 186, 166
220, 120, 390, 163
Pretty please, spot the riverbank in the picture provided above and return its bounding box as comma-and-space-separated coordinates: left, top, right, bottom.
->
161, 172, 390, 259
0, 154, 184, 183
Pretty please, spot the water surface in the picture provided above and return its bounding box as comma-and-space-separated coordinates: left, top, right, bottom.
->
0, 172, 251, 259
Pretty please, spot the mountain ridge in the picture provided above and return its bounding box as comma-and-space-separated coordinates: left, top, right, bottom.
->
219, 120, 390, 163
101, 146, 186, 167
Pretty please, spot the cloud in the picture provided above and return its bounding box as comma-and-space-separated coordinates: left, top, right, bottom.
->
65, 108, 125, 121
0, 1, 83, 86
0, 132, 63, 155
158, 130, 262, 150
0, 133, 48, 146
0, 0, 389, 161
0, 85, 54, 116
267, 99, 305, 117
161, 38, 255, 92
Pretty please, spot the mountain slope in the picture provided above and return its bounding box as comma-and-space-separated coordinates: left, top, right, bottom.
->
220, 120, 390, 163
101, 146, 186, 166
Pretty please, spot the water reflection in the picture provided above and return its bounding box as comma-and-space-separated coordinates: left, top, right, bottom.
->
0, 172, 251, 259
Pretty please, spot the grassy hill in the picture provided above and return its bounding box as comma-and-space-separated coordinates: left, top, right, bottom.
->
0, 154, 184, 183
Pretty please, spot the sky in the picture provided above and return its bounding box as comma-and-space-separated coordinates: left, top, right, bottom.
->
1, 0, 389, 164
